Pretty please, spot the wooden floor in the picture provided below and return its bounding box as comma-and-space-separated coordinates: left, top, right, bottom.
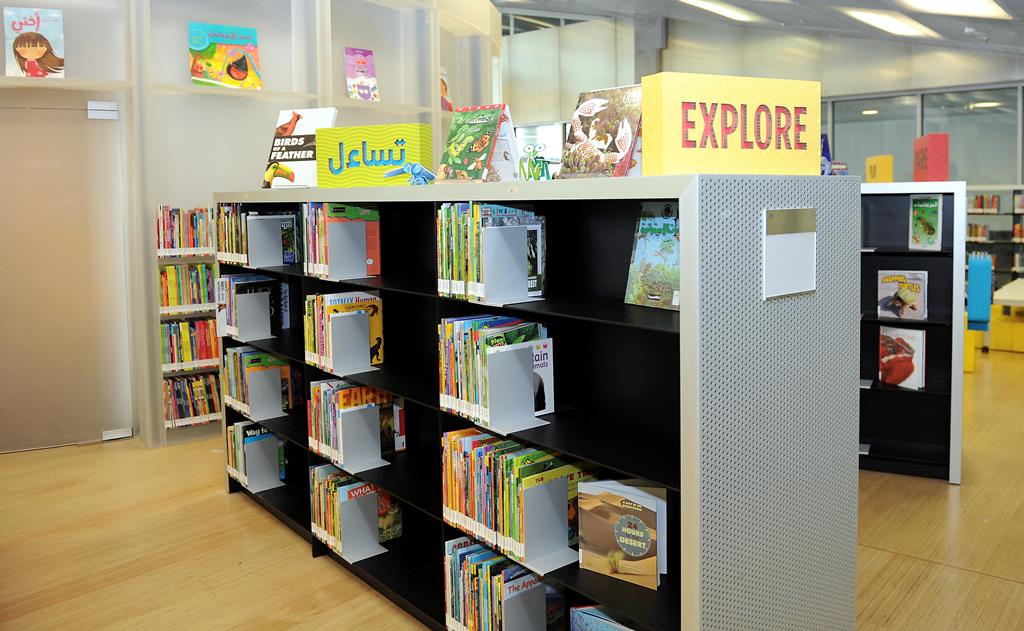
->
1, 352, 1022, 630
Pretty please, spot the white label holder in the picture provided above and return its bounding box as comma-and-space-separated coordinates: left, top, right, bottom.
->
483, 343, 548, 435
327, 221, 369, 280
520, 476, 576, 575
246, 215, 286, 268
339, 489, 388, 563
480, 226, 543, 307
329, 311, 378, 376
234, 292, 273, 342
246, 368, 284, 421
338, 404, 390, 474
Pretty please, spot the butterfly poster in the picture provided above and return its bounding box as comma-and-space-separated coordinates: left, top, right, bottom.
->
188, 22, 262, 90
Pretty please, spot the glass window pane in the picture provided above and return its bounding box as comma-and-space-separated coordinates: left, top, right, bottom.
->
923, 88, 1017, 185
834, 96, 918, 181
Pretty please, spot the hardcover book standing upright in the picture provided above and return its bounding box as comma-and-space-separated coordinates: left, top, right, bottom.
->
263, 108, 338, 189
559, 85, 642, 178
437, 104, 518, 182
344, 47, 379, 102
879, 326, 926, 390
4, 7, 64, 78
909, 194, 942, 251
188, 22, 261, 90
877, 271, 928, 320
624, 202, 680, 311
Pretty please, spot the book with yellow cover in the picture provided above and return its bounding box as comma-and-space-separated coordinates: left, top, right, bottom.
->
326, 297, 384, 365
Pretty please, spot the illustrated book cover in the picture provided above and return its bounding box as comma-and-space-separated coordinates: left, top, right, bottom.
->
437, 104, 518, 182
263, 108, 338, 189
344, 47, 379, 102
5, 7, 63, 78
879, 325, 926, 390
624, 201, 680, 311
909, 194, 942, 251
188, 22, 261, 90
559, 84, 641, 178
877, 271, 928, 320
569, 605, 636, 631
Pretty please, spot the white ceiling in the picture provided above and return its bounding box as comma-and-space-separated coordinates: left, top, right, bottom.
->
494, 0, 1024, 54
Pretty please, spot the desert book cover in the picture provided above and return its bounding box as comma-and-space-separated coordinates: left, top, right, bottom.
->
578, 487, 659, 590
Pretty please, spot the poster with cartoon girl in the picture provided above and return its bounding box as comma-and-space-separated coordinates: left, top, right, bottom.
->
5, 7, 64, 78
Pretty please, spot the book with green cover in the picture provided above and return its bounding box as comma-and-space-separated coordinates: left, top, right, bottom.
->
909, 194, 942, 251
624, 202, 679, 311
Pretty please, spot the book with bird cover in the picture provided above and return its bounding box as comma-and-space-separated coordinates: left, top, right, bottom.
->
559, 85, 642, 178
5, 7, 64, 78
264, 108, 338, 189
437, 104, 518, 182
909, 194, 942, 251
188, 22, 262, 90
624, 202, 680, 311
877, 271, 928, 320
344, 47, 379, 102
879, 326, 926, 390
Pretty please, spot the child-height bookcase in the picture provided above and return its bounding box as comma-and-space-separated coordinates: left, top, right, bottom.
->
860, 182, 966, 484
214, 175, 861, 631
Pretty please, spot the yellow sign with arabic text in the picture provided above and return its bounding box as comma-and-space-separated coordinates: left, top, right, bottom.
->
642, 72, 820, 176
865, 154, 894, 183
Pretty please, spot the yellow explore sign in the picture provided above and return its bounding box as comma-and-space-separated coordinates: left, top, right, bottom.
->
642, 72, 821, 176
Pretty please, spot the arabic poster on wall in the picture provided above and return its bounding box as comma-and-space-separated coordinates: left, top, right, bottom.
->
5, 7, 64, 78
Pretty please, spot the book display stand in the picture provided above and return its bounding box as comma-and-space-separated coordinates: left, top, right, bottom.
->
328, 312, 378, 375
859, 182, 966, 484
478, 226, 544, 306
326, 221, 371, 281
232, 293, 273, 342
246, 215, 292, 269
213, 175, 861, 631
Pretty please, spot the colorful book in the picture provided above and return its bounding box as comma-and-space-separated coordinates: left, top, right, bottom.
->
437, 104, 518, 182
559, 85, 641, 178
879, 326, 926, 390
264, 108, 338, 189
4, 7, 63, 78
909, 194, 942, 251
440, 66, 453, 111
570, 606, 636, 631
624, 202, 680, 311
188, 22, 261, 90
877, 271, 928, 320
344, 47, 379, 101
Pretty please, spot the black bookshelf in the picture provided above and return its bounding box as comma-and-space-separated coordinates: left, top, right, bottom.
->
219, 196, 681, 629
859, 191, 961, 481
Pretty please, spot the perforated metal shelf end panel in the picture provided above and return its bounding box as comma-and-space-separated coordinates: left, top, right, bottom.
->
684, 176, 860, 631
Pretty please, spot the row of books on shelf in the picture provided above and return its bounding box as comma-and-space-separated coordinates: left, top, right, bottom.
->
223, 346, 303, 416
1014, 223, 1024, 242
308, 381, 405, 465
436, 202, 545, 302
161, 318, 219, 371
439, 316, 554, 428
160, 262, 215, 311
215, 274, 290, 339
967, 224, 991, 243
216, 203, 249, 265
309, 464, 402, 557
157, 205, 216, 255
969, 194, 1001, 212
163, 373, 221, 428
303, 291, 384, 371
226, 422, 285, 491
302, 202, 381, 278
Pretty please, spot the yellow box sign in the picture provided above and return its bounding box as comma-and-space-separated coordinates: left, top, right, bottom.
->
641, 72, 820, 176
865, 154, 894, 183
317, 123, 432, 188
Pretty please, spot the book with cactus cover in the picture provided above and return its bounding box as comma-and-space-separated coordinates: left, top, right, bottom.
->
559, 85, 641, 178
879, 326, 926, 390
877, 271, 928, 320
624, 202, 680, 311
264, 108, 338, 189
188, 22, 261, 90
577, 480, 666, 591
437, 104, 518, 182
909, 194, 942, 251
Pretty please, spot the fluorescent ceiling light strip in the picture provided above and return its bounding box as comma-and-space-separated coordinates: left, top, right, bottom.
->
862, 109, 879, 116
971, 102, 1002, 109
678, 0, 761, 22
897, 0, 1011, 20
841, 8, 941, 38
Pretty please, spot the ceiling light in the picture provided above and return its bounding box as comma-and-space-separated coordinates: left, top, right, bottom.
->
970, 101, 1002, 109
897, 0, 1011, 20
841, 8, 941, 38
862, 109, 879, 116
678, 0, 762, 22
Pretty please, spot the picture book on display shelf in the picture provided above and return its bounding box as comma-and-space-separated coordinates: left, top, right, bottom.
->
437, 104, 518, 182
344, 47, 379, 102
879, 326, 925, 390
189, 22, 261, 90
4, 7, 63, 78
624, 202, 679, 311
559, 85, 642, 178
877, 271, 928, 320
263, 108, 338, 189
909, 194, 942, 251
571, 606, 637, 631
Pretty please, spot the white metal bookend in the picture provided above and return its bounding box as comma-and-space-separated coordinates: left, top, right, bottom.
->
339, 404, 390, 474
484, 344, 548, 435
520, 476, 576, 575
502, 576, 546, 631
327, 221, 369, 280
246, 215, 286, 268
339, 489, 388, 563
480, 226, 542, 306
235, 292, 273, 341
244, 435, 284, 493
246, 368, 284, 421
329, 311, 378, 375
